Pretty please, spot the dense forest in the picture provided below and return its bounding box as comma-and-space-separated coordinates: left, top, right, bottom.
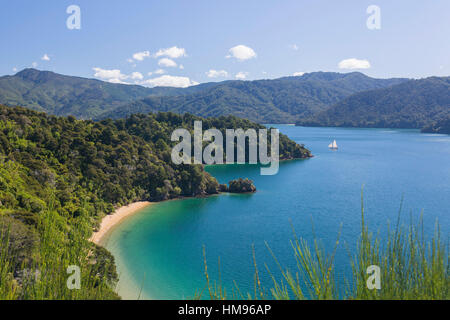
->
298, 77, 450, 129
99, 72, 406, 123
0, 69, 406, 123
0, 105, 310, 299
0, 69, 152, 118
421, 116, 450, 134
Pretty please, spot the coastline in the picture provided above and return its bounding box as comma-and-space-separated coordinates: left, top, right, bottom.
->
89, 191, 255, 298
98, 195, 223, 300
89, 192, 227, 246
90, 201, 153, 245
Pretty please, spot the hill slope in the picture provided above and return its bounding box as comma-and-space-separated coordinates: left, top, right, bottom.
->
0, 69, 153, 118
0, 69, 218, 119
421, 116, 450, 134
298, 77, 450, 129
99, 72, 407, 123
0, 69, 406, 122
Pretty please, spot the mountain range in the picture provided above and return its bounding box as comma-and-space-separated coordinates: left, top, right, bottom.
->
298, 77, 450, 129
0, 69, 448, 131
99, 72, 407, 122
0, 69, 406, 122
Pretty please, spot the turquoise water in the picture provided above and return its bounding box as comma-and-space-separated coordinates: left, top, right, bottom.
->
103, 126, 450, 299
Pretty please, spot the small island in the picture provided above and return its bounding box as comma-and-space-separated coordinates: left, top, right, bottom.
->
220, 178, 256, 193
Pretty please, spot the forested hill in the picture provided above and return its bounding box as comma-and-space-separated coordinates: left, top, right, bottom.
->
0, 69, 151, 118
298, 77, 450, 129
0, 105, 310, 299
0, 69, 215, 119
421, 116, 450, 134
0, 69, 407, 123
0, 105, 309, 214
99, 72, 407, 123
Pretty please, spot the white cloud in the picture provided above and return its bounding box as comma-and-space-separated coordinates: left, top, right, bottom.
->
12, 67, 17, 72
235, 71, 248, 80
130, 72, 144, 80
206, 69, 228, 78
93, 67, 126, 80
32, 62, 38, 68
226, 45, 257, 61
92, 67, 128, 83
179, 64, 184, 70
41, 54, 50, 61
127, 58, 134, 63
107, 78, 128, 84
132, 51, 151, 61
142, 75, 198, 88
158, 58, 177, 68
289, 44, 299, 51
154, 46, 187, 59
93, 67, 200, 86
293, 72, 305, 76
338, 58, 371, 69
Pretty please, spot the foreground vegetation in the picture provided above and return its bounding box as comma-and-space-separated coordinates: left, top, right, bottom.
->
202, 196, 449, 300
1, 206, 119, 299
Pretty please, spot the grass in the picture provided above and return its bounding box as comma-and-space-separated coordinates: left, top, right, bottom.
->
200, 193, 449, 300
0, 202, 119, 300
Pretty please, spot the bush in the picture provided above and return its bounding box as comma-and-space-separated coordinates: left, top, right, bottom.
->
228, 178, 256, 193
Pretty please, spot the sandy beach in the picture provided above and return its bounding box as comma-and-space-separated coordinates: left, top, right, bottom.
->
90, 201, 152, 245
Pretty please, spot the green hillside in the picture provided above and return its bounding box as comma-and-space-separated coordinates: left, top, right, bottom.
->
100, 72, 407, 123
0, 69, 156, 118
0, 69, 406, 123
298, 77, 450, 129
421, 116, 450, 134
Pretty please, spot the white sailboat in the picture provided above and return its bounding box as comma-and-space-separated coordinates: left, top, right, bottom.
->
328, 140, 338, 150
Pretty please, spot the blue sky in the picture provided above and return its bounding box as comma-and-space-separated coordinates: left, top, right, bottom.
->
1, 0, 449, 87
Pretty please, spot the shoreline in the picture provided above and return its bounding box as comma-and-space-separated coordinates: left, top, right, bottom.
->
89, 193, 224, 246
89, 201, 153, 245
95, 194, 223, 300
90, 159, 306, 247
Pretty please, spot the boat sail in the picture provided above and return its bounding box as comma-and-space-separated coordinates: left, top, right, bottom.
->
328, 140, 338, 149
